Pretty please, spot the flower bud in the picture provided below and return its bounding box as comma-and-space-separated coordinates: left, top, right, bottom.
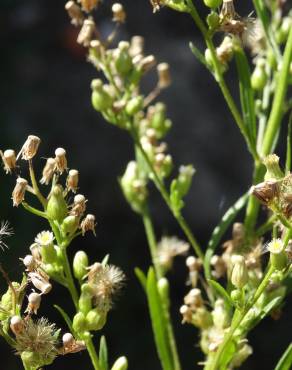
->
61, 215, 79, 235
2, 149, 16, 174
65, 1, 84, 26
177, 165, 196, 197
35, 231, 57, 264
125, 96, 143, 116
192, 307, 213, 329
79, 284, 93, 314
115, 42, 133, 76
12, 177, 28, 207
46, 185, 68, 223
26, 292, 41, 314
251, 65, 267, 91
66, 169, 79, 193
211, 299, 230, 329
111, 356, 128, 370
18, 135, 41, 161
91, 79, 113, 112
204, 0, 222, 8
157, 277, 170, 308
112, 3, 126, 23
230, 344, 253, 368
157, 63, 171, 89
73, 312, 87, 333
130, 36, 144, 57
10, 315, 24, 335
86, 309, 107, 331
149, 103, 172, 139
77, 19, 95, 47
231, 255, 248, 289
206, 12, 220, 30
40, 158, 56, 185
263, 154, 284, 180
268, 239, 288, 271
73, 250, 89, 280
55, 148, 67, 174
230, 289, 244, 307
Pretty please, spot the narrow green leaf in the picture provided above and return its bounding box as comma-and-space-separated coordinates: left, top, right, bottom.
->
261, 296, 283, 318
189, 42, 211, 71
274, 343, 292, 370
99, 336, 109, 370
204, 193, 248, 280
54, 305, 75, 335
134, 267, 147, 292
234, 47, 256, 146
146, 268, 174, 370
207, 279, 233, 309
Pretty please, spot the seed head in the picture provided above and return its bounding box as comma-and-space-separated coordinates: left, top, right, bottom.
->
0, 221, 13, 250
66, 169, 79, 193
55, 148, 67, 174
2, 149, 17, 174
18, 135, 41, 161
87, 264, 125, 313
14, 317, 59, 366
112, 3, 126, 23
12, 178, 28, 207
40, 158, 56, 185
80, 214, 96, 236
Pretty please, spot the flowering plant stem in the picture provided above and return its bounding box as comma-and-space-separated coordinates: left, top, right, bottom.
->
28, 162, 101, 370
208, 265, 275, 370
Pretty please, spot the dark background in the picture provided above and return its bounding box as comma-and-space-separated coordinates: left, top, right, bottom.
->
0, 0, 291, 369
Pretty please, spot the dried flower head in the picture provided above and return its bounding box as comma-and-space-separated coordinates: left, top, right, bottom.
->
26, 292, 42, 314
18, 135, 41, 161
14, 317, 59, 367
150, 0, 164, 13
112, 3, 126, 23
180, 304, 192, 324
70, 194, 87, 217
80, 214, 96, 235
78, 0, 100, 13
22, 255, 38, 272
65, 1, 84, 26
1, 149, 17, 174
66, 169, 79, 193
0, 221, 13, 250
12, 178, 28, 207
87, 263, 125, 312
130, 36, 144, 57
250, 179, 279, 205
10, 316, 24, 336
77, 19, 96, 47
61, 333, 86, 354
28, 272, 52, 295
40, 158, 56, 185
55, 148, 67, 174
157, 236, 189, 270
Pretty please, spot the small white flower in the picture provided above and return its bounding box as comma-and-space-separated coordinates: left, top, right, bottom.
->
35, 231, 54, 247
267, 238, 285, 254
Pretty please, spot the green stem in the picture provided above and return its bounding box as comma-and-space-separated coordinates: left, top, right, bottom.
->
28, 160, 47, 209
163, 304, 181, 370
142, 207, 163, 279
255, 214, 277, 237
132, 129, 204, 260
209, 266, 275, 370
85, 336, 102, 370
261, 27, 292, 157
185, 0, 259, 162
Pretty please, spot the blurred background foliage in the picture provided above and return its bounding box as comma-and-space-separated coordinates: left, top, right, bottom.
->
0, 0, 291, 369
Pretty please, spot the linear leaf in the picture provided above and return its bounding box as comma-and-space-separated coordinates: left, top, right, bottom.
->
235, 47, 256, 146
207, 279, 233, 309
204, 193, 248, 279
285, 114, 292, 173
274, 343, 292, 370
54, 305, 75, 336
146, 268, 174, 370
99, 336, 109, 370
134, 267, 147, 292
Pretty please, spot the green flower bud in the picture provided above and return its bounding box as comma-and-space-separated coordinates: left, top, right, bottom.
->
263, 154, 284, 180
73, 251, 89, 280
73, 312, 87, 333
203, 0, 222, 8
111, 356, 128, 370
61, 215, 79, 235
115, 42, 133, 76
230, 344, 253, 368
91, 79, 113, 112
46, 185, 68, 223
230, 289, 244, 307
231, 255, 248, 289
206, 12, 220, 30
192, 307, 213, 329
125, 96, 143, 116
177, 165, 195, 197
267, 239, 288, 271
251, 66, 267, 91
150, 103, 172, 138
86, 309, 107, 331
79, 283, 93, 314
